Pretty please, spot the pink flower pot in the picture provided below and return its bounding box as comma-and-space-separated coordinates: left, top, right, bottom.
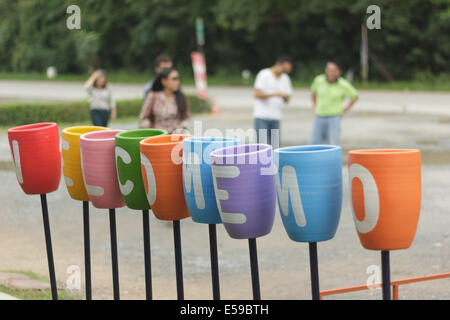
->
80, 130, 125, 209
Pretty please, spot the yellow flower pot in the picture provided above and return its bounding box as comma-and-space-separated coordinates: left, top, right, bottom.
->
61, 126, 109, 201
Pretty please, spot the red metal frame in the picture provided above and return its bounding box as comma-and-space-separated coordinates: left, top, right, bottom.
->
320, 272, 450, 300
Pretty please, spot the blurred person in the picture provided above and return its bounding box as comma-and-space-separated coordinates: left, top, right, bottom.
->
139, 67, 190, 133
143, 54, 173, 101
84, 69, 116, 127
253, 55, 293, 148
310, 61, 358, 145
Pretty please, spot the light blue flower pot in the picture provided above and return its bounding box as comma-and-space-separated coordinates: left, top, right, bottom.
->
274, 145, 342, 242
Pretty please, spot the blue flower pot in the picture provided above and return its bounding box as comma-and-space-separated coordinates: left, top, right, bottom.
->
274, 145, 342, 242
183, 137, 241, 224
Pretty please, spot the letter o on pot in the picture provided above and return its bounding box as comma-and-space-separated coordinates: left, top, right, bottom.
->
348, 149, 421, 251
140, 134, 192, 220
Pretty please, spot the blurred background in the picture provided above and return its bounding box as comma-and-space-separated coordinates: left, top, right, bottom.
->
0, 0, 448, 87
0, 0, 449, 301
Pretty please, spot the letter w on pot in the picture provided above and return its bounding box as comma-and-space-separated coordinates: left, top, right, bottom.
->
276, 165, 306, 227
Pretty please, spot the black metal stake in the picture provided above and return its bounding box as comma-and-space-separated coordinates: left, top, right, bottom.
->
248, 238, 261, 300
173, 220, 184, 300
82, 201, 92, 300
142, 209, 152, 300
208, 224, 220, 300
308, 242, 320, 300
109, 209, 120, 300
39, 194, 58, 300
381, 250, 391, 300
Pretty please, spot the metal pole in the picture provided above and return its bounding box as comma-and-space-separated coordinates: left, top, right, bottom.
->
142, 209, 152, 300
248, 238, 261, 300
39, 194, 58, 300
208, 224, 220, 300
82, 201, 92, 300
309, 242, 320, 300
361, 23, 369, 83
109, 209, 120, 300
381, 250, 391, 300
173, 220, 184, 300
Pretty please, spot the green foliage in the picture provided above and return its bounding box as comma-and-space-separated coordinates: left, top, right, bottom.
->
0, 0, 448, 80
0, 95, 208, 126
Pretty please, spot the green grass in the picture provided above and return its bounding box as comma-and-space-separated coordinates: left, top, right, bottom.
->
1, 71, 450, 91
0, 71, 185, 84
0, 71, 248, 86
0, 270, 83, 300
0, 95, 208, 127
2, 269, 49, 282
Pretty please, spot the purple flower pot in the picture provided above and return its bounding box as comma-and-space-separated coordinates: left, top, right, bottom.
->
210, 144, 276, 239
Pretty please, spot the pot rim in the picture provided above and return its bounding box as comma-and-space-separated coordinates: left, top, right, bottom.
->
140, 134, 191, 147
275, 144, 341, 154
8, 122, 57, 133
211, 143, 271, 158
63, 126, 109, 137
80, 129, 123, 142
349, 148, 420, 155
184, 136, 240, 144
116, 128, 168, 141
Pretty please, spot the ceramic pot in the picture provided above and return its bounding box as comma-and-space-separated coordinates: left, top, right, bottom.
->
210, 143, 276, 239
274, 145, 342, 242
115, 129, 168, 210
182, 137, 241, 224
348, 149, 421, 250
140, 134, 192, 220
8, 122, 61, 194
61, 126, 109, 201
80, 130, 125, 209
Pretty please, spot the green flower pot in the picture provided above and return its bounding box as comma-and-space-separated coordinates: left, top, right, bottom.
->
115, 129, 168, 210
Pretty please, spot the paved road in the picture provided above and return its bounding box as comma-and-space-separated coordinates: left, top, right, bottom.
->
0, 80, 449, 300
0, 106, 449, 299
0, 162, 448, 300
1, 80, 450, 115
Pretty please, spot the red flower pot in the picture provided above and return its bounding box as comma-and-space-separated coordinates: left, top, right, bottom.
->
8, 122, 61, 195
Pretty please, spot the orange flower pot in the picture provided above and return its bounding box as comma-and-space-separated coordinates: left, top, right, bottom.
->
348, 149, 421, 251
140, 134, 192, 221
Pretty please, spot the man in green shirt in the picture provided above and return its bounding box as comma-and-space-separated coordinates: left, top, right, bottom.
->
310, 61, 358, 145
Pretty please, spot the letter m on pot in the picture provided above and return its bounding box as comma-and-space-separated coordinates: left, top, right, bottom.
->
276, 165, 306, 227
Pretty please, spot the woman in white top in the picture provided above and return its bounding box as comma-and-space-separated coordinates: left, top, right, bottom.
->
84, 70, 116, 127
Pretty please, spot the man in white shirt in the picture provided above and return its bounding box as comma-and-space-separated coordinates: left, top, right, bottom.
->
253, 55, 293, 149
